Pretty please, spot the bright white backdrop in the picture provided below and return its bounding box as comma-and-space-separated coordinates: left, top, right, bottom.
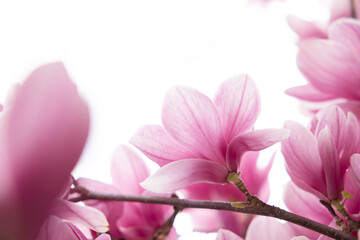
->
0, 0, 326, 238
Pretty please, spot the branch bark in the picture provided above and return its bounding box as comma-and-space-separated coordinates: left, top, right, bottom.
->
70, 186, 356, 240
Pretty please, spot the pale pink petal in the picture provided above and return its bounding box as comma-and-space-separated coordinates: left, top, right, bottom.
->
329, 19, 360, 59
344, 171, 360, 216
95, 234, 111, 240
3, 62, 89, 239
37, 216, 87, 240
287, 15, 326, 39
246, 216, 296, 240
297, 39, 360, 100
329, 0, 351, 21
337, 101, 360, 119
291, 237, 310, 240
140, 159, 229, 193
130, 124, 196, 166
118, 225, 154, 240
285, 84, 336, 102
76, 178, 123, 237
226, 129, 289, 172
281, 121, 327, 199
216, 229, 244, 240
111, 145, 150, 195
184, 208, 221, 233
162, 86, 227, 165
213, 75, 260, 142
49, 199, 109, 233
317, 127, 342, 200
351, 154, 360, 189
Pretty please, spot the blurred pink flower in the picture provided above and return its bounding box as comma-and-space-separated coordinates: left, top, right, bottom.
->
181, 152, 272, 238
78, 145, 177, 240
351, 154, 360, 189
281, 105, 360, 201
131, 75, 289, 193
0, 62, 89, 240
287, 19, 360, 105
287, 0, 360, 40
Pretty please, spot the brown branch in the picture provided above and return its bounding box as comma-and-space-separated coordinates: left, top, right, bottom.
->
69, 186, 356, 240
320, 200, 347, 231
351, 0, 357, 19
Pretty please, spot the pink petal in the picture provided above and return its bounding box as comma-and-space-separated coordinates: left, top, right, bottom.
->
351, 154, 360, 189
317, 126, 342, 200
49, 199, 109, 233
329, 19, 360, 59
246, 216, 296, 240
162, 86, 227, 165
337, 101, 360, 119
95, 234, 111, 240
213, 75, 260, 142
77, 178, 123, 237
297, 39, 360, 100
130, 124, 196, 166
287, 15, 326, 39
216, 229, 244, 240
37, 216, 88, 240
3, 62, 89, 239
344, 170, 360, 216
140, 159, 229, 193
226, 129, 289, 172
285, 84, 336, 102
111, 145, 150, 195
281, 121, 327, 200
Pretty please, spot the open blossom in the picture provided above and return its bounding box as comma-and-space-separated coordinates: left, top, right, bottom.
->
281, 105, 360, 201
181, 151, 272, 238
286, 19, 360, 109
0, 63, 89, 240
287, 0, 360, 40
131, 75, 289, 193
77, 145, 177, 240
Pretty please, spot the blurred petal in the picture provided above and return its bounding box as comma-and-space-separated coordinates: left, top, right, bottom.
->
130, 124, 196, 166
351, 154, 360, 189
281, 121, 327, 199
213, 75, 260, 142
37, 216, 87, 240
2, 62, 89, 239
287, 15, 325, 39
285, 84, 335, 102
226, 129, 289, 172
216, 229, 243, 240
246, 216, 296, 240
95, 234, 111, 240
297, 39, 360, 100
317, 127, 341, 200
329, 19, 360, 59
141, 159, 229, 193
49, 199, 109, 233
162, 86, 227, 164
344, 171, 360, 216
111, 145, 150, 195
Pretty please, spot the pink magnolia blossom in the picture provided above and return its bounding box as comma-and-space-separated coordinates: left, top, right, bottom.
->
286, 19, 360, 106
131, 75, 289, 193
281, 105, 360, 201
78, 145, 177, 240
181, 151, 272, 238
287, 0, 360, 40
0, 62, 89, 240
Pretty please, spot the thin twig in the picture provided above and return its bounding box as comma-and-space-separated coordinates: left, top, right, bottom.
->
320, 200, 347, 231
69, 186, 356, 240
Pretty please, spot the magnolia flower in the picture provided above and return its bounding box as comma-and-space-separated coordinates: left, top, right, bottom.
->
281, 105, 360, 201
181, 151, 272, 238
0, 62, 89, 240
287, 19, 360, 105
287, 0, 360, 40
131, 75, 289, 193
351, 154, 360, 189
78, 145, 177, 240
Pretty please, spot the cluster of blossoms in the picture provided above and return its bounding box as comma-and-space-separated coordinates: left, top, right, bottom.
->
1, 0, 360, 239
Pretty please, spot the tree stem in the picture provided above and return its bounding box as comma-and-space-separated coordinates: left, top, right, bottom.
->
70, 185, 356, 240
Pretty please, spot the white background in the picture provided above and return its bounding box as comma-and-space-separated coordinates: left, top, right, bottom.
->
0, 0, 327, 238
